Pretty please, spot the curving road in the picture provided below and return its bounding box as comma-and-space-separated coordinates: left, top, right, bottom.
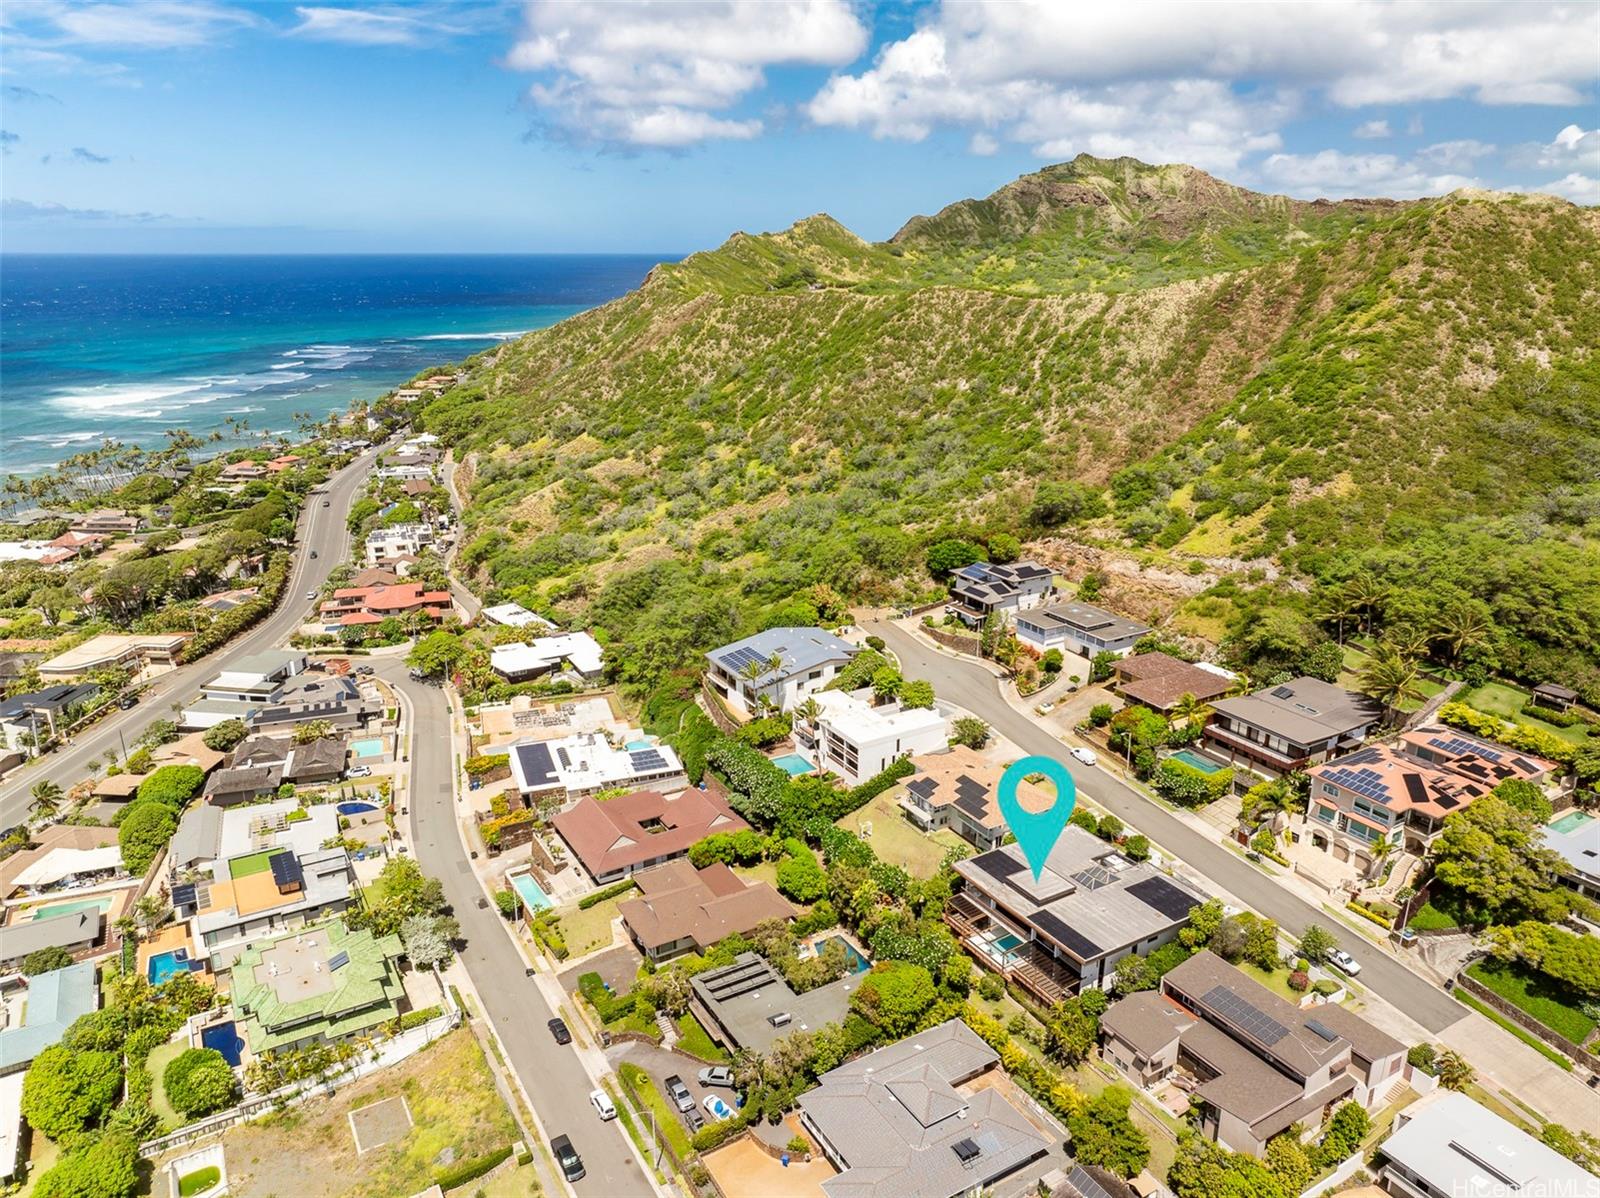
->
869, 618, 1467, 1034
374, 659, 654, 1197
0, 439, 391, 829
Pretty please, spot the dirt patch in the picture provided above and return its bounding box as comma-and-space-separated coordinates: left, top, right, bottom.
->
349, 1095, 412, 1154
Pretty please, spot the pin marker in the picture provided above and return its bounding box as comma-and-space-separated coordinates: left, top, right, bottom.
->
996, 754, 1078, 881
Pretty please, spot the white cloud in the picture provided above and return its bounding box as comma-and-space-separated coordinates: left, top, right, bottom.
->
509, 0, 868, 148
288, 6, 475, 48
968, 131, 999, 156
32, 1, 258, 48
1256, 149, 1478, 199
1536, 173, 1599, 204
1, 197, 177, 222
1510, 124, 1600, 174
1415, 139, 1495, 171
1353, 119, 1391, 140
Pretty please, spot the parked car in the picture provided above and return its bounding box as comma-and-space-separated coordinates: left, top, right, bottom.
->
1326, 948, 1362, 976
547, 1018, 572, 1045
305, 591, 318, 602
664, 1074, 695, 1114
346, 766, 372, 779
1070, 746, 1098, 766
697, 1066, 734, 1089
118, 693, 138, 710
683, 1104, 705, 1133
702, 1094, 736, 1121
551, 1135, 585, 1183
589, 1090, 617, 1121
1035, 702, 1055, 715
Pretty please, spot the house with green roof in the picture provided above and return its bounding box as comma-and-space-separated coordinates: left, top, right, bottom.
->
227, 919, 404, 1055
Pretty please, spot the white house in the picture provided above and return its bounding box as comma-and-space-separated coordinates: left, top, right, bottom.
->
509, 732, 686, 803
704, 627, 858, 717
482, 602, 556, 631
1014, 600, 1152, 658
795, 690, 949, 786
364, 522, 434, 567
490, 632, 605, 682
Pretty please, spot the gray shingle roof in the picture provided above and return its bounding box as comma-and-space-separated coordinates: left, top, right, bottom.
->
1208, 677, 1382, 745
706, 627, 857, 684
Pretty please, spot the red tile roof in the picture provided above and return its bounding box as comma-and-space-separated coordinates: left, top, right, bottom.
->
553, 789, 749, 878
1114, 652, 1233, 711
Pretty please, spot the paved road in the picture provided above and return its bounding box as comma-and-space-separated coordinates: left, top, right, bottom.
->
0, 440, 391, 828
871, 619, 1467, 1034
376, 659, 653, 1197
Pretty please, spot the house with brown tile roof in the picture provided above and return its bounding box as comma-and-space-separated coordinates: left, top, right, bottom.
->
1112, 652, 1233, 713
317, 583, 452, 633
618, 860, 794, 961
896, 745, 1037, 852
552, 789, 750, 885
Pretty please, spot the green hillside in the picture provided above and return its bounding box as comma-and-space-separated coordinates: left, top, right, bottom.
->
419, 158, 1600, 700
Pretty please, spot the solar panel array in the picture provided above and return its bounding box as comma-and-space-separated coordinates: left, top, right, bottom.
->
630, 750, 670, 772
1304, 1018, 1339, 1042
953, 1137, 980, 1163
957, 562, 994, 583
906, 776, 939, 800
1070, 864, 1116, 892
1126, 876, 1198, 922
1270, 685, 1295, 699
328, 950, 350, 972
1323, 762, 1394, 805
170, 882, 198, 908
1201, 983, 1289, 1046
1029, 911, 1100, 961
1427, 733, 1502, 762
971, 850, 1025, 882
954, 775, 988, 804
1065, 1165, 1125, 1198
701, 957, 776, 1001
269, 852, 304, 889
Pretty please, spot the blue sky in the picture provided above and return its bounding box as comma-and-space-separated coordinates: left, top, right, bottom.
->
1, 1, 1595, 253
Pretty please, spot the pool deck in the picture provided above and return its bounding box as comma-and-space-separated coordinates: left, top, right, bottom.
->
139, 922, 195, 979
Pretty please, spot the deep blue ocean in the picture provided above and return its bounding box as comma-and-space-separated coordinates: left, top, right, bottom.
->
0, 254, 667, 476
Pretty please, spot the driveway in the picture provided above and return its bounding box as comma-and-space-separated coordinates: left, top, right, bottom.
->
868, 620, 1467, 1035
606, 1038, 730, 1139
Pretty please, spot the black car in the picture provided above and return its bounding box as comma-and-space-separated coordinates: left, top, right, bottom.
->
551, 1134, 585, 1183
118, 694, 138, 710
547, 1017, 571, 1045
683, 1104, 705, 1133
322, 499, 331, 507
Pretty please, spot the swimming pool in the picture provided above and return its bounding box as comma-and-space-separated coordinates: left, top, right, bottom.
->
200, 1020, 244, 1067
148, 948, 189, 985
625, 739, 654, 752
1169, 749, 1224, 774
337, 801, 378, 815
1550, 810, 1596, 835
511, 873, 552, 914
817, 935, 871, 973
29, 896, 112, 922
350, 737, 387, 759
771, 753, 815, 777
978, 931, 1024, 965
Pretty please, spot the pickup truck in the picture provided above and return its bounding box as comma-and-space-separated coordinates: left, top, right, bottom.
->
664, 1074, 695, 1114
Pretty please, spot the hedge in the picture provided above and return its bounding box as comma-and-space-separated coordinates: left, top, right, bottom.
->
393, 1004, 443, 1032
578, 879, 638, 910
432, 1145, 512, 1190
463, 754, 511, 778
1346, 900, 1394, 929
826, 756, 916, 821
1437, 701, 1576, 766
690, 1109, 752, 1153
578, 971, 636, 1022
179, 552, 291, 662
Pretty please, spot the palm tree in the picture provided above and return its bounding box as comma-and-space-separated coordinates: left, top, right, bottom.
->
1430, 604, 1491, 669
1387, 625, 1431, 665
795, 697, 821, 726
737, 658, 768, 707
29, 780, 64, 823
1172, 692, 1213, 730
1344, 573, 1388, 638
1357, 645, 1425, 726
1311, 586, 1358, 647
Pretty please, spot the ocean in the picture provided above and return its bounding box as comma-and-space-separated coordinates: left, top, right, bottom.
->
0, 254, 667, 477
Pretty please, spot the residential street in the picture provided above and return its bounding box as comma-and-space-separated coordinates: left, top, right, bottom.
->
0, 439, 391, 829
868, 618, 1469, 1035
377, 659, 656, 1198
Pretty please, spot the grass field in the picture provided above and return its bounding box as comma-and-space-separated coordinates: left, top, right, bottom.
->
835, 791, 966, 879
178, 1166, 221, 1196
148, 1040, 186, 1130
555, 894, 627, 957
675, 1012, 730, 1063
228, 849, 279, 879
619, 1062, 693, 1157
1339, 645, 1447, 712
1465, 959, 1596, 1046
1461, 682, 1593, 746
1238, 961, 1304, 1003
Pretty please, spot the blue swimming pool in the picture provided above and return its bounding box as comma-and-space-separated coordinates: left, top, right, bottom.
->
818, 935, 871, 973
625, 739, 654, 751
1169, 749, 1224, 774
337, 801, 378, 815
147, 949, 188, 985
771, 753, 815, 777
511, 873, 552, 914
200, 1020, 244, 1067
350, 737, 386, 759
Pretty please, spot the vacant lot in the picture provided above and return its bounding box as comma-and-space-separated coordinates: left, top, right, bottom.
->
154, 1029, 516, 1198
1466, 960, 1596, 1047
835, 791, 966, 879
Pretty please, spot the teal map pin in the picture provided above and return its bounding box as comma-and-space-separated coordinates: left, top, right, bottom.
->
997, 755, 1078, 881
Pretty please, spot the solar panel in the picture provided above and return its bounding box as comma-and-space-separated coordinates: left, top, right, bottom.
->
1126, 876, 1199, 922
1065, 1165, 1125, 1198
955, 792, 989, 820
1305, 1018, 1339, 1042
1435, 793, 1460, 810
1030, 911, 1100, 961
1070, 865, 1115, 891
906, 777, 939, 800
718, 646, 767, 673
971, 850, 1025, 882
269, 852, 304, 889
328, 950, 350, 972
1202, 984, 1289, 1045
1271, 686, 1295, 699
1402, 775, 1428, 804
630, 750, 669, 771
953, 1138, 980, 1163
954, 775, 989, 804
170, 883, 197, 907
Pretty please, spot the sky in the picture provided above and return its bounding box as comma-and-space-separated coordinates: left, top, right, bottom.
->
1, 0, 1596, 254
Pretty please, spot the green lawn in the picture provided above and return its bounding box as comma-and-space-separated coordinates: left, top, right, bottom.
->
1466, 959, 1596, 1046
1238, 961, 1303, 1003
554, 894, 627, 957
836, 791, 967, 879
148, 1040, 186, 1129
228, 849, 279, 879
1461, 682, 1592, 746
1407, 900, 1463, 932
675, 1011, 730, 1063
1339, 645, 1446, 712
178, 1166, 221, 1196
618, 1062, 693, 1157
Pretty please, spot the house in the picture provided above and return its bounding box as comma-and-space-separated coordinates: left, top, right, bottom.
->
1015, 600, 1151, 658
198, 586, 259, 612
482, 602, 556, 631
1544, 809, 1600, 902
490, 632, 605, 682
37, 632, 189, 680
1202, 677, 1383, 781
0, 909, 102, 973
1375, 1089, 1596, 1198
69, 509, 141, 536
204, 763, 284, 806
227, 919, 405, 1054
202, 650, 307, 702
0, 963, 98, 1179
948, 826, 1205, 1005
0, 540, 77, 566
374, 464, 434, 483
224, 732, 349, 787
349, 566, 401, 589
244, 675, 378, 735
1530, 682, 1581, 713
0, 684, 100, 753
0, 826, 119, 899
219, 460, 268, 481
364, 522, 434, 567
800, 1018, 1051, 1198
265, 454, 301, 472
1397, 724, 1558, 789
895, 746, 1041, 852
508, 733, 686, 804
552, 788, 749, 884
704, 627, 858, 717
947, 560, 1055, 624
689, 952, 856, 1054
618, 860, 794, 962
401, 478, 433, 498
1112, 652, 1233, 714
793, 689, 949, 787
1099, 950, 1404, 1157
318, 583, 453, 633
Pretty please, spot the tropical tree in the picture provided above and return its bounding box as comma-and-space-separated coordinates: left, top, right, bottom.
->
1430, 603, 1492, 668
1171, 692, 1212, 730
1357, 645, 1424, 725
1344, 573, 1388, 637
1436, 1048, 1476, 1091
794, 697, 821, 726
293, 719, 333, 744
30, 780, 64, 823
1311, 585, 1358, 646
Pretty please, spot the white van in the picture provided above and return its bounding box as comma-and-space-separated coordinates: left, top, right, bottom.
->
589, 1089, 617, 1121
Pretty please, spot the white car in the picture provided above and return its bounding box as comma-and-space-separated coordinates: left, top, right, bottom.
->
589, 1089, 617, 1121
1070, 746, 1098, 766
1326, 948, 1361, 976
305, 591, 318, 602
346, 765, 373, 779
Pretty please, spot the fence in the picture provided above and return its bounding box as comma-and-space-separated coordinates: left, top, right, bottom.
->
1453, 971, 1600, 1072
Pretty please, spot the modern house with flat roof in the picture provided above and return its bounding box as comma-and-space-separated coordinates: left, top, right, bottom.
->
1111, 652, 1233, 713
1202, 677, 1383, 781
482, 602, 556, 631
1099, 950, 1404, 1157
618, 860, 794, 962
1015, 600, 1150, 658
1545, 809, 1600, 902
794, 689, 949, 787
37, 632, 189, 680
0, 684, 100, 754
947, 560, 1055, 624
948, 825, 1204, 1005
490, 632, 605, 682
508, 732, 685, 805
800, 1018, 1052, 1198
1377, 1089, 1597, 1198
689, 952, 856, 1054
704, 627, 858, 717
228, 919, 405, 1054
896, 746, 1043, 853
364, 522, 434, 567
552, 788, 748, 885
